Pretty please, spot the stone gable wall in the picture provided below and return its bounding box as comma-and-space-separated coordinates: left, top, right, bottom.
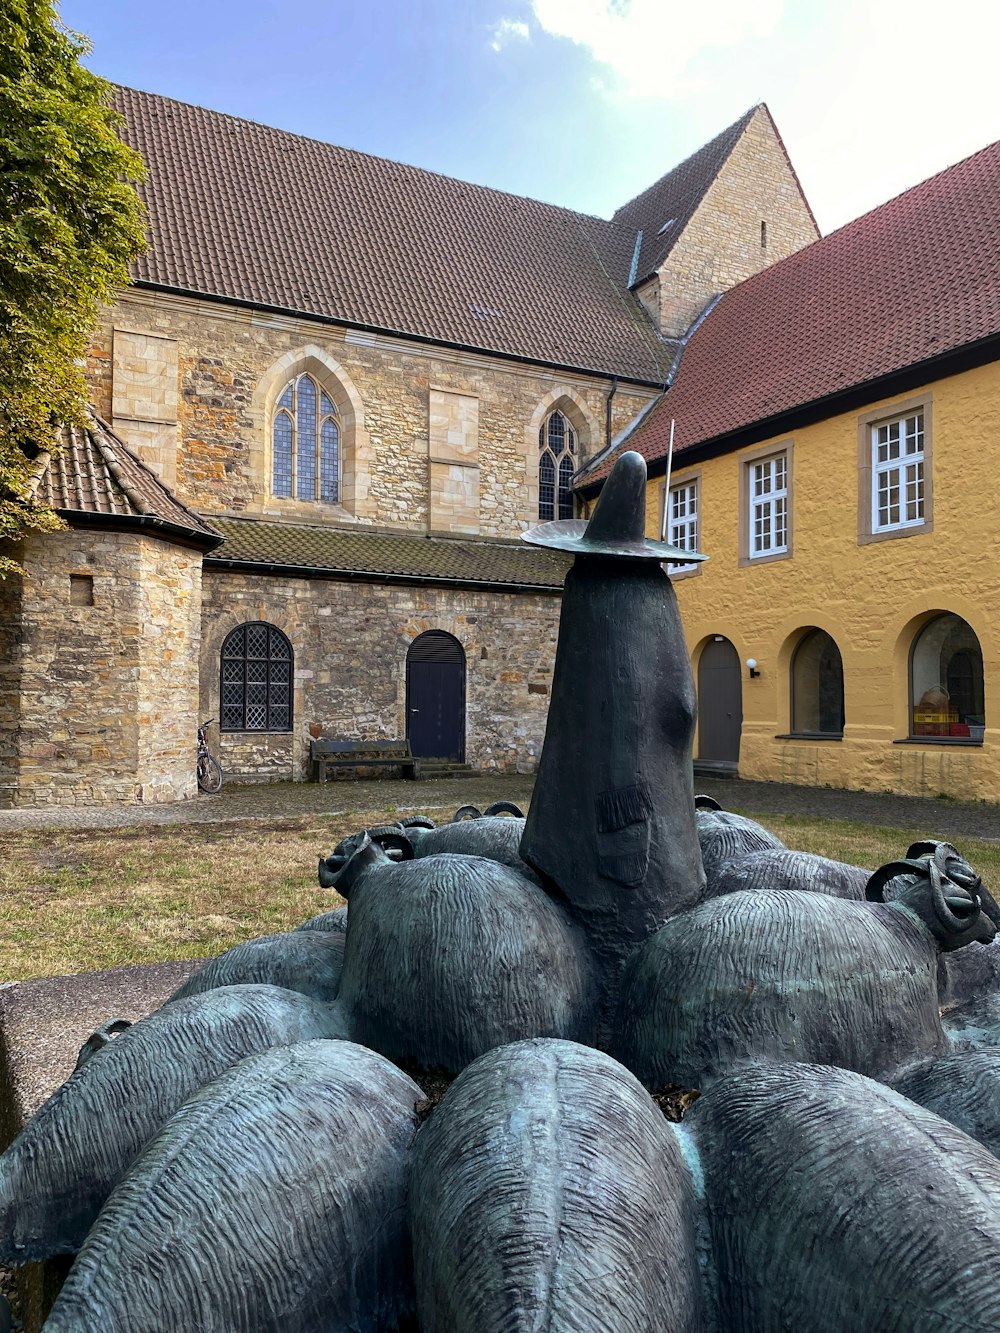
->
199, 569, 562, 781
1, 530, 201, 807
655, 108, 819, 339
88, 292, 653, 537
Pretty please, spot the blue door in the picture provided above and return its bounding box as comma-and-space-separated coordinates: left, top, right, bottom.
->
406, 631, 465, 760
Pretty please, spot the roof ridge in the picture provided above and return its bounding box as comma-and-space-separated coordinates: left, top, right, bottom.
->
611, 104, 759, 221
115, 84, 629, 230
89, 412, 220, 532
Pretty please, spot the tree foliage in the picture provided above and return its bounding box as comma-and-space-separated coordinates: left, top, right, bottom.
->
0, 1, 145, 574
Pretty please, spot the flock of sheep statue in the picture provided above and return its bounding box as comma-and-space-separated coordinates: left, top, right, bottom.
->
2, 452, 1000, 1331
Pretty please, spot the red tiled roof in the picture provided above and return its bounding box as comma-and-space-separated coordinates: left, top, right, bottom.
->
113, 87, 673, 384
33, 413, 222, 548
611, 107, 757, 285
586, 136, 1000, 483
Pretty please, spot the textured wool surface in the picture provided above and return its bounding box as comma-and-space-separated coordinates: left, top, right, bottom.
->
295, 905, 348, 934
689, 1062, 1000, 1332
0, 985, 344, 1264
337, 854, 597, 1072
695, 809, 786, 883
410, 817, 540, 886
706, 848, 870, 900
169, 930, 345, 1003
44, 1041, 422, 1333
615, 890, 948, 1086
894, 1050, 1000, 1158
409, 1039, 704, 1332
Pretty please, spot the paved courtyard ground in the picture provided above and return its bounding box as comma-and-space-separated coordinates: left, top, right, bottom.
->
1, 772, 997, 840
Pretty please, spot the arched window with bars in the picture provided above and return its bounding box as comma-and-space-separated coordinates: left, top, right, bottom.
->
220, 622, 294, 732
538, 409, 576, 520
272, 373, 340, 502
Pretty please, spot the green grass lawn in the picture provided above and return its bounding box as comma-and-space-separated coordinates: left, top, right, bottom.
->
1, 804, 997, 982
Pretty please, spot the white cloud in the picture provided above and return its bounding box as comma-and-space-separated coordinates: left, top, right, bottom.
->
490, 18, 531, 53
529, 0, 785, 99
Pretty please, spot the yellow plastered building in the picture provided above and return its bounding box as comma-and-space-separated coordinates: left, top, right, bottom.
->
581, 140, 1000, 802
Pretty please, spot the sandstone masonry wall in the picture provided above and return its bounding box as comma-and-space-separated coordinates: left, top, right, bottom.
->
655, 108, 819, 339
2, 530, 201, 807
199, 569, 562, 781
89, 292, 653, 536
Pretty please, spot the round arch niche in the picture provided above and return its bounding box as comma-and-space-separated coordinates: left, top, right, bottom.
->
406, 631, 467, 761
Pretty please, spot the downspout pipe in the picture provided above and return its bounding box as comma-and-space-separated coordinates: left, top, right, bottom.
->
605, 376, 619, 448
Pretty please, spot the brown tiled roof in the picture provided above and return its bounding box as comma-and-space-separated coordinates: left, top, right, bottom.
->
113, 86, 672, 384
611, 107, 757, 286
585, 135, 1000, 485
32, 413, 222, 548
205, 517, 571, 591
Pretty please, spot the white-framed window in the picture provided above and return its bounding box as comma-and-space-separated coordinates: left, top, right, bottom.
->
272, 373, 340, 503
872, 411, 924, 533
749, 451, 788, 558
667, 479, 699, 571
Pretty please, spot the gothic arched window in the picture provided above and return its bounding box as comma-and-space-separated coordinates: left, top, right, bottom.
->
538, 410, 576, 520
272, 373, 340, 502
220, 622, 293, 732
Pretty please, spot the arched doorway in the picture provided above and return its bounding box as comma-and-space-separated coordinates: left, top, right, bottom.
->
406, 631, 466, 760
697, 636, 743, 771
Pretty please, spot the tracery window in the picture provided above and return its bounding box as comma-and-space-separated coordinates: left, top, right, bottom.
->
538, 410, 576, 521
272, 374, 340, 503
220, 622, 293, 732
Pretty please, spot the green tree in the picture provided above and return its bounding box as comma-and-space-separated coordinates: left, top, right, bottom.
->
0, 1, 145, 575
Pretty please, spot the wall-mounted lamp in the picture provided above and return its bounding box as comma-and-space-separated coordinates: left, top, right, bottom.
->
746, 658, 761, 679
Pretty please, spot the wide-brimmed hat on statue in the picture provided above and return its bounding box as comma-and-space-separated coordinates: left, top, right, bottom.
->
521, 449, 706, 563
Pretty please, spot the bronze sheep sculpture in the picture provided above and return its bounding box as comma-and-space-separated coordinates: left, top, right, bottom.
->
3, 451, 1000, 1332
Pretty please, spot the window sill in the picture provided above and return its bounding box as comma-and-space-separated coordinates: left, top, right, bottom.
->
775, 733, 843, 742
221, 730, 294, 737
894, 737, 983, 747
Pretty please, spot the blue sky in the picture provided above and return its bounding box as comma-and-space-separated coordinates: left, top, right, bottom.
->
65, 1, 1000, 235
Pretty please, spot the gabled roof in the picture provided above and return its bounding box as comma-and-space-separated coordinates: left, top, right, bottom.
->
113, 86, 673, 385
32, 413, 222, 549
611, 107, 757, 286
584, 134, 1000, 486
206, 517, 570, 591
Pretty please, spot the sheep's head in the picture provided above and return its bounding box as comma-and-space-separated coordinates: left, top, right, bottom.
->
318, 827, 415, 897
866, 841, 998, 951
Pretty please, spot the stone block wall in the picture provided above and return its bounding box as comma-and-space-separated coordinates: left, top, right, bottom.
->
199, 569, 562, 781
88, 291, 652, 537
654, 107, 819, 339
1, 530, 201, 807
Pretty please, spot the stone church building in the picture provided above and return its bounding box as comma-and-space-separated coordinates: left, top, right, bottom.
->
0, 90, 817, 806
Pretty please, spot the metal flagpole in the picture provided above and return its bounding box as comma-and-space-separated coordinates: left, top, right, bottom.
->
659, 418, 676, 541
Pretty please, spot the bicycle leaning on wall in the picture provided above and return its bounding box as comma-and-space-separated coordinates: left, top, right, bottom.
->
197, 719, 224, 794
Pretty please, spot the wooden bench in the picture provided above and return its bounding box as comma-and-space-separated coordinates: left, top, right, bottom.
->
310, 738, 418, 783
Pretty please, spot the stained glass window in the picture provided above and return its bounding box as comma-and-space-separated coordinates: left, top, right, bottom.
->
538, 410, 576, 520
220, 623, 293, 732
271, 373, 340, 503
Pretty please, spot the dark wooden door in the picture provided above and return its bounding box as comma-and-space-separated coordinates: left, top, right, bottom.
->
406, 631, 466, 760
698, 636, 742, 764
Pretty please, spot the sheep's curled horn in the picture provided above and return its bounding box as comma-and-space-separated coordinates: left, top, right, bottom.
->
318, 826, 415, 890
865, 840, 998, 950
